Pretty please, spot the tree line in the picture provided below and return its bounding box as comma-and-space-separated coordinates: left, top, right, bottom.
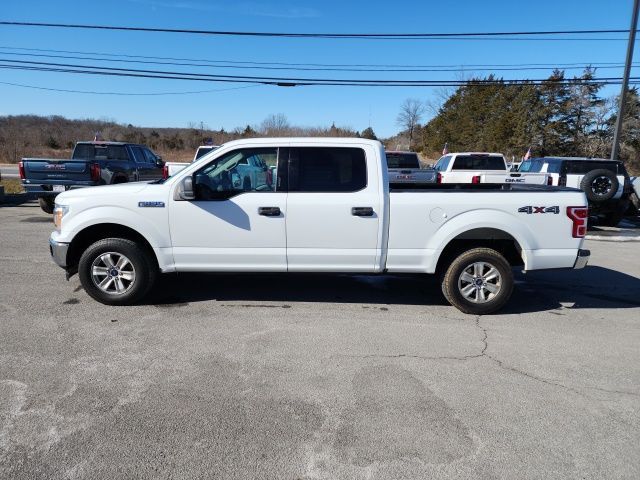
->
0, 114, 378, 164
395, 68, 640, 173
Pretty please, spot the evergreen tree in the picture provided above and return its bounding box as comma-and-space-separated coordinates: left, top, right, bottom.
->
360, 126, 378, 140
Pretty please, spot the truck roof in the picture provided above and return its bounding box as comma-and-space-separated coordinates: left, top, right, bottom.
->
75, 141, 149, 147
448, 152, 505, 157
217, 137, 383, 149
531, 156, 623, 163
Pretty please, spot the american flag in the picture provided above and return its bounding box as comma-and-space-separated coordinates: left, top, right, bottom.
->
523, 147, 531, 160
442, 142, 449, 155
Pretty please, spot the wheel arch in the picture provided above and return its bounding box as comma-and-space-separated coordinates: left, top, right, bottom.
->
66, 223, 158, 273
434, 227, 526, 275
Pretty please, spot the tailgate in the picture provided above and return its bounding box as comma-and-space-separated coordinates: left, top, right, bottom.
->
22, 159, 91, 183
481, 173, 549, 185
388, 168, 437, 183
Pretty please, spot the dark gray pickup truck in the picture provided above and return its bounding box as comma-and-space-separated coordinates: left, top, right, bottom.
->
386, 150, 437, 184
20, 141, 166, 213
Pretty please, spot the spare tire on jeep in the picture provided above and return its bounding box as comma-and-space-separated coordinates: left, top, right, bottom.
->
580, 169, 619, 203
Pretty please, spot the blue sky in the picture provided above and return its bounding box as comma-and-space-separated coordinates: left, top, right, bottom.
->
0, 0, 636, 137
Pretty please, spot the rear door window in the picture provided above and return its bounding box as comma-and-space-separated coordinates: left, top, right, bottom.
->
288, 147, 367, 192
567, 161, 619, 174
130, 146, 147, 164
451, 155, 505, 170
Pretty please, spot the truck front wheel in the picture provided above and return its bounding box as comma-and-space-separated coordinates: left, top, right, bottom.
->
38, 196, 55, 214
441, 248, 514, 315
78, 238, 157, 306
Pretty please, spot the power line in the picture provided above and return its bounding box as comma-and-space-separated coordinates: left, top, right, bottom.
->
0, 61, 635, 87
1, 45, 634, 70
0, 21, 633, 41
0, 80, 263, 95
0, 50, 636, 73
2, 58, 631, 85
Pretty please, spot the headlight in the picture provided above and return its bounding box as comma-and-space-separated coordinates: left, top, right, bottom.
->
53, 204, 69, 231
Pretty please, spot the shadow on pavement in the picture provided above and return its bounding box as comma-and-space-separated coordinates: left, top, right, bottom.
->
148, 265, 640, 314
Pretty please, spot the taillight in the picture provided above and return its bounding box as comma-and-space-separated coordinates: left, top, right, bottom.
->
436, 172, 442, 184
18, 161, 25, 180
90, 163, 101, 182
471, 175, 481, 184
547, 175, 553, 186
162, 164, 169, 179
567, 206, 588, 238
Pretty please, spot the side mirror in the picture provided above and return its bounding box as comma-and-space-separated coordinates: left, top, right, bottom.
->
156, 157, 164, 167
175, 175, 195, 201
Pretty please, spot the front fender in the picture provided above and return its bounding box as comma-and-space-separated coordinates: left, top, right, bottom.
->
59, 205, 170, 249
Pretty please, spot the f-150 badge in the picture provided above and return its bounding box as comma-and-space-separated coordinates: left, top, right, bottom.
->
138, 201, 165, 208
518, 206, 560, 214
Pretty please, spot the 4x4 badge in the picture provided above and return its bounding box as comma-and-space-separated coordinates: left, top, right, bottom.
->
518, 206, 560, 214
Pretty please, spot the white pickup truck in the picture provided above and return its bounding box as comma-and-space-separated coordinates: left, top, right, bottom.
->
434, 152, 551, 185
163, 145, 221, 177
49, 138, 590, 314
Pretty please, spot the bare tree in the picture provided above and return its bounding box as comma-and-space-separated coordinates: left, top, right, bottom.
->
261, 113, 290, 136
396, 99, 426, 150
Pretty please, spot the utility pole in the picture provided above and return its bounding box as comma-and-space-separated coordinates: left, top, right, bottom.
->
611, 0, 640, 160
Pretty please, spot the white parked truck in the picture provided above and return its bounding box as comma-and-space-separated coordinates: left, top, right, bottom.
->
49, 138, 590, 314
434, 152, 551, 185
163, 145, 221, 177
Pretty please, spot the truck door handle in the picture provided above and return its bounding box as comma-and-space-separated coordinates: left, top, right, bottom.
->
258, 206, 281, 217
351, 207, 374, 217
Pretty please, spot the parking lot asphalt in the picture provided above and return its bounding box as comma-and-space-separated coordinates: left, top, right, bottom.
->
1, 203, 639, 480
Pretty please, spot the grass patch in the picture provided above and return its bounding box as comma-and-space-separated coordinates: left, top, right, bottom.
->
1, 178, 24, 194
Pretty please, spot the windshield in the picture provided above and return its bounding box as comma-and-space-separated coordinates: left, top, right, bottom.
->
386, 152, 420, 169
434, 155, 452, 171
519, 159, 545, 172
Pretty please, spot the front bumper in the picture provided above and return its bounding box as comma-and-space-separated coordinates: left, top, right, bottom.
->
49, 237, 69, 268
573, 249, 590, 269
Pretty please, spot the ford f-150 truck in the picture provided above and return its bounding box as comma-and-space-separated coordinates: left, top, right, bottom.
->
48, 138, 590, 314
20, 141, 165, 213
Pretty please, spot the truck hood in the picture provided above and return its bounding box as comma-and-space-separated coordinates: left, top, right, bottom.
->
56, 181, 152, 203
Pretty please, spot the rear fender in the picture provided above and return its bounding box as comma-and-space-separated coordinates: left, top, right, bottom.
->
427, 210, 536, 271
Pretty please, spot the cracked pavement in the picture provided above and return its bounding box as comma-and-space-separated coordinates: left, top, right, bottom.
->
1, 203, 639, 479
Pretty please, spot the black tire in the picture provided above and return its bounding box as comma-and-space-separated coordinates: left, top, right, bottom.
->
600, 208, 626, 227
78, 238, 157, 306
38, 196, 55, 214
580, 169, 619, 203
441, 248, 514, 315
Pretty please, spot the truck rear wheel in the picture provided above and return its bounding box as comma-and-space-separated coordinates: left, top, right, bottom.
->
441, 248, 514, 315
78, 238, 157, 306
38, 196, 55, 214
